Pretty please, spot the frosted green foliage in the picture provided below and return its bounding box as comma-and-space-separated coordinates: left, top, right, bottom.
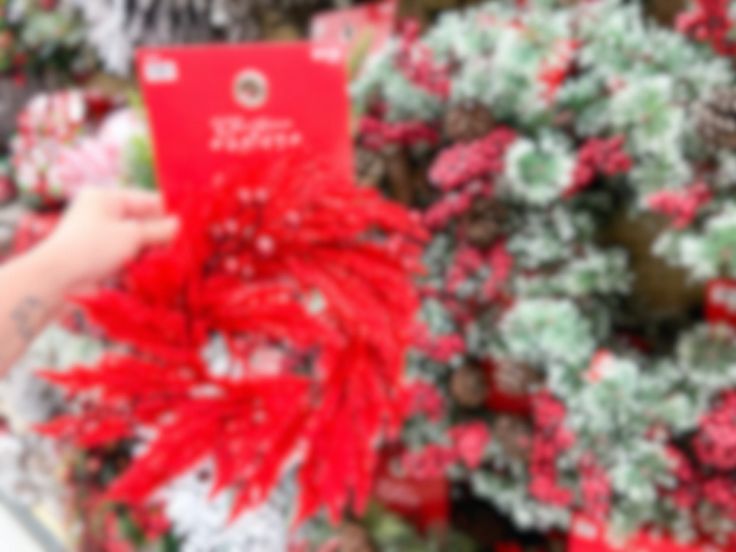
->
699, 209, 736, 275
352, 48, 443, 122
503, 133, 575, 206
672, 326, 736, 416
652, 231, 712, 280
425, 7, 499, 62
507, 207, 596, 269
628, 152, 693, 198
568, 356, 665, 440
419, 298, 457, 337
659, 207, 736, 278
471, 471, 570, 532
515, 249, 630, 298
609, 78, 683, 155
498, 298, 595, 368
578, 2, 728, 88
486, 28, 546, 120
714, 150, 736, 190
355, 0, 736, 539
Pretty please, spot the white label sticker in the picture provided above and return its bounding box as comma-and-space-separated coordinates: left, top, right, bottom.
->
143, 58, 179, 83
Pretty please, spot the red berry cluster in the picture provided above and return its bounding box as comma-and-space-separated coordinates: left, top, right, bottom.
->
578, 454, 611, 521
702, 476, 736, 520
400, 422, 491, 478
444, 241, 512, 304
482, 241, 514, 301
695, 391, 736, 471
395, 21, 451, 99
529, 391, 575, 507
423, 189, 475, 229
429, 127, 518, 191
664, 447, 701, 510
359, 115, 440, 151
411, 323, 466, 363
400, 379, 446, 422
565, 136, 632, 197
647, 182, 712, 229
677, 0, 736, 57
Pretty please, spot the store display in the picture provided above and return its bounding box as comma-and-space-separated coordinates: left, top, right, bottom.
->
3, 0, 736, 550
352, 0, 736, 547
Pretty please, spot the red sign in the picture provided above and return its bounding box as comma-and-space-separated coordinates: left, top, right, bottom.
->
136, 43, 354, 207
310, 0, 397, 58
705, 279, 736, 329
568, 517, 723, 552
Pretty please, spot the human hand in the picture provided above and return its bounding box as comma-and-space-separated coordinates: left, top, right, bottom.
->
38, 188, 179, 291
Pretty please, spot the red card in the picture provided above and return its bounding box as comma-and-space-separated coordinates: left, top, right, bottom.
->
373, 449, 449, 531
136, 43, 353, 207
310, 0, 397, 58
568, 517, 718, 552
705, 279, 736, 329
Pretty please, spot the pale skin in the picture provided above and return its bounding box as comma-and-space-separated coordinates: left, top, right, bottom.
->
0, 188, 179, 376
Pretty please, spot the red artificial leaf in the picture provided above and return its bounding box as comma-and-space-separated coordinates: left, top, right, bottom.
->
40, 161, 424, 526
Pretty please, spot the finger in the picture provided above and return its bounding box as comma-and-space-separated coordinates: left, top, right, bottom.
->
136, 216, 180, 247
118, 188, 167, 218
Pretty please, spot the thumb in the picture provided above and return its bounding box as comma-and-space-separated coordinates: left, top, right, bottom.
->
136, 216, 180, 247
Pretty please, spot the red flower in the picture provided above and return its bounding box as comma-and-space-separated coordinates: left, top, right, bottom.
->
38, 161, 426, 525
450, 422, 492, 469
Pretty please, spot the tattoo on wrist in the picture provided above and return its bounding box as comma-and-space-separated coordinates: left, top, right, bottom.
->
10, 296, 44, 342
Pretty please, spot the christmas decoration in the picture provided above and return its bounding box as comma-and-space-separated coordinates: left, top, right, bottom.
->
352, 0, 736, 546
38, 160, 425, 529
9, 89, 146, 206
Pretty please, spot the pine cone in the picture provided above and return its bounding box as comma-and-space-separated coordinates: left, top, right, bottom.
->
385, 148, 416, 205
492, 359, 542, 397
491, 415, 532, 462
695, 88, 736, 150
443, 102, 495, 142
462, 197, 509, 249
450, 363, 489, 409
337, 522, 377, 552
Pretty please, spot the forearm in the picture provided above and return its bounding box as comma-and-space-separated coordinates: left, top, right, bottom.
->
0, 242, 71, 376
